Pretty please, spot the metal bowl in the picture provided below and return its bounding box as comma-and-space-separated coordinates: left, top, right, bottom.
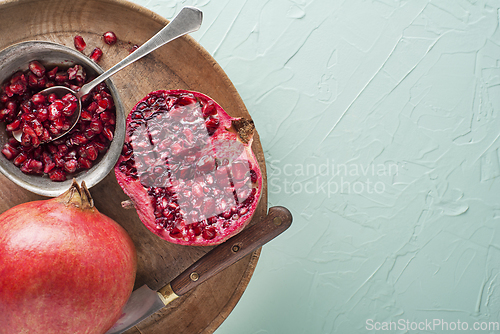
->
0, 41, 125, 197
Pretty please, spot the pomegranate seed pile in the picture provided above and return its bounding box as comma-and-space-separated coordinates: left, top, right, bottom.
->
0, 61, 116, 181
115, 90, 262, 246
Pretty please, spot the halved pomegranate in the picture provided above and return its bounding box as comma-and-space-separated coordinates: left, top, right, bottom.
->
115, 90, 262, 246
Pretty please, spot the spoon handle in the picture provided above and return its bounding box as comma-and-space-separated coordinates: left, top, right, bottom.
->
77, 6, 203, 98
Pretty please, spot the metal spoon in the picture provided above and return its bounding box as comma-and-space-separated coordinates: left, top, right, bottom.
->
13, 6, 203, 143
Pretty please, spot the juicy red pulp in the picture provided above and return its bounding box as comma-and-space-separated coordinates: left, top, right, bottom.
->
0, 61, 116, 181
116, 90, 262, 246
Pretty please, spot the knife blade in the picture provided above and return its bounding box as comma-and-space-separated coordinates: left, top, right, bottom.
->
105, 206, 292, 334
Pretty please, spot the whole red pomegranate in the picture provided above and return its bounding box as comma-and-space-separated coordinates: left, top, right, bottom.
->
115, 90, 262, 246
0, 180, 137, 334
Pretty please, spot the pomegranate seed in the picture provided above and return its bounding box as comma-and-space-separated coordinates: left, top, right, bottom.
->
205, 117, 219, 135
78, 157, 92, 169
72, 133, 88, 146
19, 160, 31, 173
55, 72, 69, 82
82, 129, 95, 141
28, 73, 39, 87
37, 76, 48, 88
93, 141, 107, 152
36, 107, 49, 122
6, 119, 21, 131
102, 126, 114, 141
48, 104, 62, 121
13, 152, 28, 166
10, 72, 27, 85
103, 31, 117, 45
202, 100, 217, 117
31, 93, 46, 105
1, 144, 17, 160
4, 85, 14, 97
66, 149, 78, 161
81, 110, 92, 121
64, 159, 78, 173
49, 169, 66, 181
86, 101, 98, 113
29, 160, 43, 173
20, 101, 33, 114
9, 83, 26, 95
75, 65, 86, 83
62, 93, 77, 103
100, 111, 114, 124
202, 227, 216, 240
129, 44, 139, 53
0, 109, 9, 122
23, 124, 38, 138
90, 48, 103, 62
90, 118, 103, 134
53, 100, 65, 111
98, 97, 111, 109
5, 101, 16, 112
47, 93, 57, 103
57, 144, 69, 156
42, 152, 51, 163
21, 133, 32, 146
67, 65, 85, 82
62, 101, 77, 117
41, 129, 51, 142
177, 94, 197, 106
49, 123, 61, 135
44, 161, 56, 174
29, 61, 46, 77
74, 35, 86, 52
85, 144, 98, 161
33, 120, 44, 137
58, 119, 69, 132
54, 155, 65, 168
249, 169, 258, 183
47, 67, 58, 80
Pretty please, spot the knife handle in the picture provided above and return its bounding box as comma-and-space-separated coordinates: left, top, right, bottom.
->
169, 206, 292, 296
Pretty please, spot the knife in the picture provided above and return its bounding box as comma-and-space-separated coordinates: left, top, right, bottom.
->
105, 206, 293, 334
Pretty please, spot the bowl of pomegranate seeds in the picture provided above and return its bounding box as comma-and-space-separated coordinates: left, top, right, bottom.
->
0, 40, 125, 197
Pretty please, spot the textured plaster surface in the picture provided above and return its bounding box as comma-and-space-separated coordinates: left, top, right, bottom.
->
131, 0, 500, 333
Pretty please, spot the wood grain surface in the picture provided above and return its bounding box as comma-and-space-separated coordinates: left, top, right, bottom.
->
0, 0, 268, 333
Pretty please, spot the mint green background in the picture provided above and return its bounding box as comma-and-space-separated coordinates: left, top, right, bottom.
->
130, 1, 500, 333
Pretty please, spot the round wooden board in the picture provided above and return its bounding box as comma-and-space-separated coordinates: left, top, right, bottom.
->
0, 0, 268, 333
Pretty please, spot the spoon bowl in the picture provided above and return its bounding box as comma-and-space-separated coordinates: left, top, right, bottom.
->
12, 85, 82, 142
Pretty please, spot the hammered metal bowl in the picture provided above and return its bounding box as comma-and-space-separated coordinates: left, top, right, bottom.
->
0, 41, 125, 197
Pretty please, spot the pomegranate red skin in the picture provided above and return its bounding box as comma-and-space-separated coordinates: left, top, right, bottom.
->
0, 182, 137, 334
115, 89, 262, 246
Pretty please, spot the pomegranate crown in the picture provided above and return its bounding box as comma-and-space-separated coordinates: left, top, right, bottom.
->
59, 179, 94, 210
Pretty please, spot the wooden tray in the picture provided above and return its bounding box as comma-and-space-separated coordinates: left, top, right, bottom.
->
0, 0, 268, 333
